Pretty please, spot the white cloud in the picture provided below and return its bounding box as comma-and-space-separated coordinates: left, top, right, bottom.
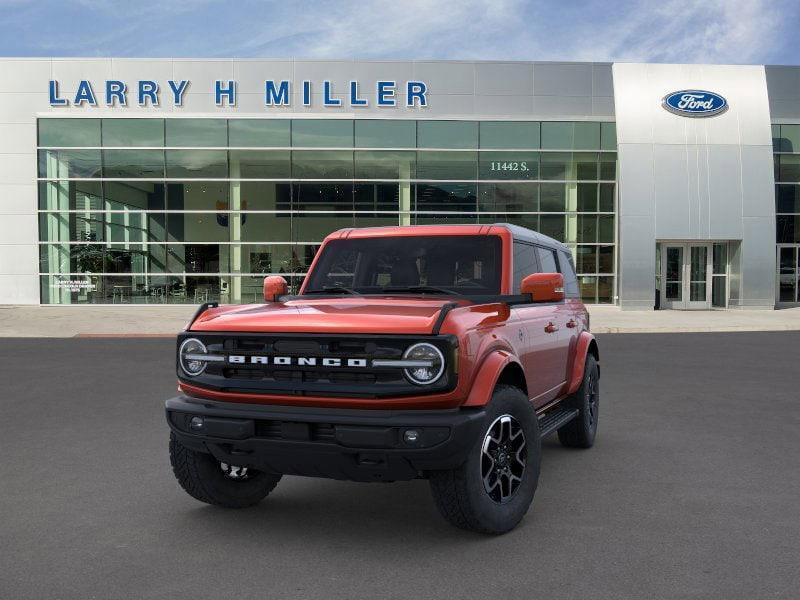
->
0, 0, 796, 64
228, 0, 525, 59
568, 0, 786, 64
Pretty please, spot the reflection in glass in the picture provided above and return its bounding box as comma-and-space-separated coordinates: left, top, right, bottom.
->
293, 182, 353, 213
577, 183, 598, 212
778, 155, 800, 182
540, 153, 571, 180
355, 120, 416, 148
39, 119, 101, 147
102, 119, 164, 147
541, 122, 574, 150
600, 123, 617, 151
416, 151, 477, 180
579, 276, 597, 303
539, 183, 566, 212
166, 150, 227, 178
777, 215, 800, 243
539, 215, 565, 241
240, 212, 292, 242
37, 117, 617, 305
354, 183, 401, 212
600, 153, 616, 180
229, 120, 290, 147
575, 153, 598, 180
105, 181, 165, 211
292, 150, 353, 179
354, 151, 415, 179
38, 149, 102, 178
39, 181, 103, 211
478, 183, 538, 212
599, 183, 615, 212
417, 121, 478, 149
103, 150, 164, 178
597, 276, 613, 303
598, 245, 614, 273
415, 183, 477, 212
479, 122, 540, 149
578, 215, 597, 243
776, 185, 800, 213
165, 119, 227, 147
292, 120, 353, 147
577, 245, 597, 273
239, 181, 291, 211
229, 150, 290, 178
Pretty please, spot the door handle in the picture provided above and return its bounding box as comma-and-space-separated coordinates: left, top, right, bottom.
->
544, 322, 559, 333
566, 319, 577, 328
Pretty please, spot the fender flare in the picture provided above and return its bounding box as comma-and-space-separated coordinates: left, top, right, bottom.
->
566, 331, 599, 395
463, 350, 523, 407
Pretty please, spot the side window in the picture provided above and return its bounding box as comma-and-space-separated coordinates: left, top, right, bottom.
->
559, 250, 580, 298
513, 241, 539, 293
536, 246, 559, 274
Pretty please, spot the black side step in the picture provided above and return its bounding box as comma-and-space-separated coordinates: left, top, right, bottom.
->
538, 407, 579, 437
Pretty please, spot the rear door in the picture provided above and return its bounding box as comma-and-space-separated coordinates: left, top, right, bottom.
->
512, 242, 563, 406
557, 249, 583, 385
533, 245, 572, 400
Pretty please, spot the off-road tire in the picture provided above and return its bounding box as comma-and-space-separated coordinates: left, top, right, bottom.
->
169, 433, 281, 508
429, 385, 541, 534
557, 354, 599, 448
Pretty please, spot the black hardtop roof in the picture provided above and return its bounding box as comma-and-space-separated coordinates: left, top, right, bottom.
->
495, 223, 569, 253
332, 223, 569, 253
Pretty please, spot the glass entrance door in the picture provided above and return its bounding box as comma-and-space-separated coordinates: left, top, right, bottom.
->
777, 245, 799, 304
662, 245, 684, 309
659, 243, 712, 309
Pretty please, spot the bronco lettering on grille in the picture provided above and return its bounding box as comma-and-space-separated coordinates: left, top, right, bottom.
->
227, 355, 369, 368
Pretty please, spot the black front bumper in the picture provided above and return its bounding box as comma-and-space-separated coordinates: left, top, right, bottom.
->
165, 396, 486, 482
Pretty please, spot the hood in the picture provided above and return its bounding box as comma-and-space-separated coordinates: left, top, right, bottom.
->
189, 297, 466, 335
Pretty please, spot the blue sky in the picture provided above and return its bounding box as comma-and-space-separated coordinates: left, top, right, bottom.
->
1, 0, 798, 65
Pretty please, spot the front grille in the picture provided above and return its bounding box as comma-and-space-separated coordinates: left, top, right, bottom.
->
178, 332, 457, 398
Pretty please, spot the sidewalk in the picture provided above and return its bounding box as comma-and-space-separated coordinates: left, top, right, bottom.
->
2, 303, 800, 337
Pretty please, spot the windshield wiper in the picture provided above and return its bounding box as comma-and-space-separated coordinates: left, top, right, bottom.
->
381, 285, 462, 296
304, 285, 362, 296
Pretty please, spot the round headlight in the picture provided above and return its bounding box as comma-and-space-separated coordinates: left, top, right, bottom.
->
403, 342, 445, 385
179, 337, 208, 376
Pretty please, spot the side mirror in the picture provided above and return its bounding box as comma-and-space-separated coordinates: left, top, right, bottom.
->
520, 272, 564, 303
263, 275, 288, 302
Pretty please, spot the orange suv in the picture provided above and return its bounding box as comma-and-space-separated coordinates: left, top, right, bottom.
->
166, 224, 599, 533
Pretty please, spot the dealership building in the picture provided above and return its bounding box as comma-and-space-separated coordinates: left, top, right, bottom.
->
0, 58, 799, 309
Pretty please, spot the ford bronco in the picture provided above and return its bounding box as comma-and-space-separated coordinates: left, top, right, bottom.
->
166, 224, 599, 533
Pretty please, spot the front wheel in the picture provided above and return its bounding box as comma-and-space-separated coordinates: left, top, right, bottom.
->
169, 433, 281, 508
429, 385, 541, 534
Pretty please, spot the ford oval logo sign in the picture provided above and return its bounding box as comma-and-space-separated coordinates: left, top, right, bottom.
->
662, 90, 728, 117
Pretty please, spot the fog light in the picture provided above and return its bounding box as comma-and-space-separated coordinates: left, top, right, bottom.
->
189, 416, 205, 431
403, 429, 420, 444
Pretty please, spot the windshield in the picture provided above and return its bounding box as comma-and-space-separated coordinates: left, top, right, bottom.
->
304, 235, 502, 295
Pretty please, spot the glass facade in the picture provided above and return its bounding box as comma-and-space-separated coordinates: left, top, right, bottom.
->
37, 118, 617, 304
773, 124, 800, 304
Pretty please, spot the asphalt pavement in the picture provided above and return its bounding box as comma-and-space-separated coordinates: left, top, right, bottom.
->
1, 333, 799, 599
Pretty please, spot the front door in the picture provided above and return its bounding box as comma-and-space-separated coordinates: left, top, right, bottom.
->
660, 243, 712, 309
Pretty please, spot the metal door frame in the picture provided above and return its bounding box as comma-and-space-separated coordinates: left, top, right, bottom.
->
659, 242, 713, 310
